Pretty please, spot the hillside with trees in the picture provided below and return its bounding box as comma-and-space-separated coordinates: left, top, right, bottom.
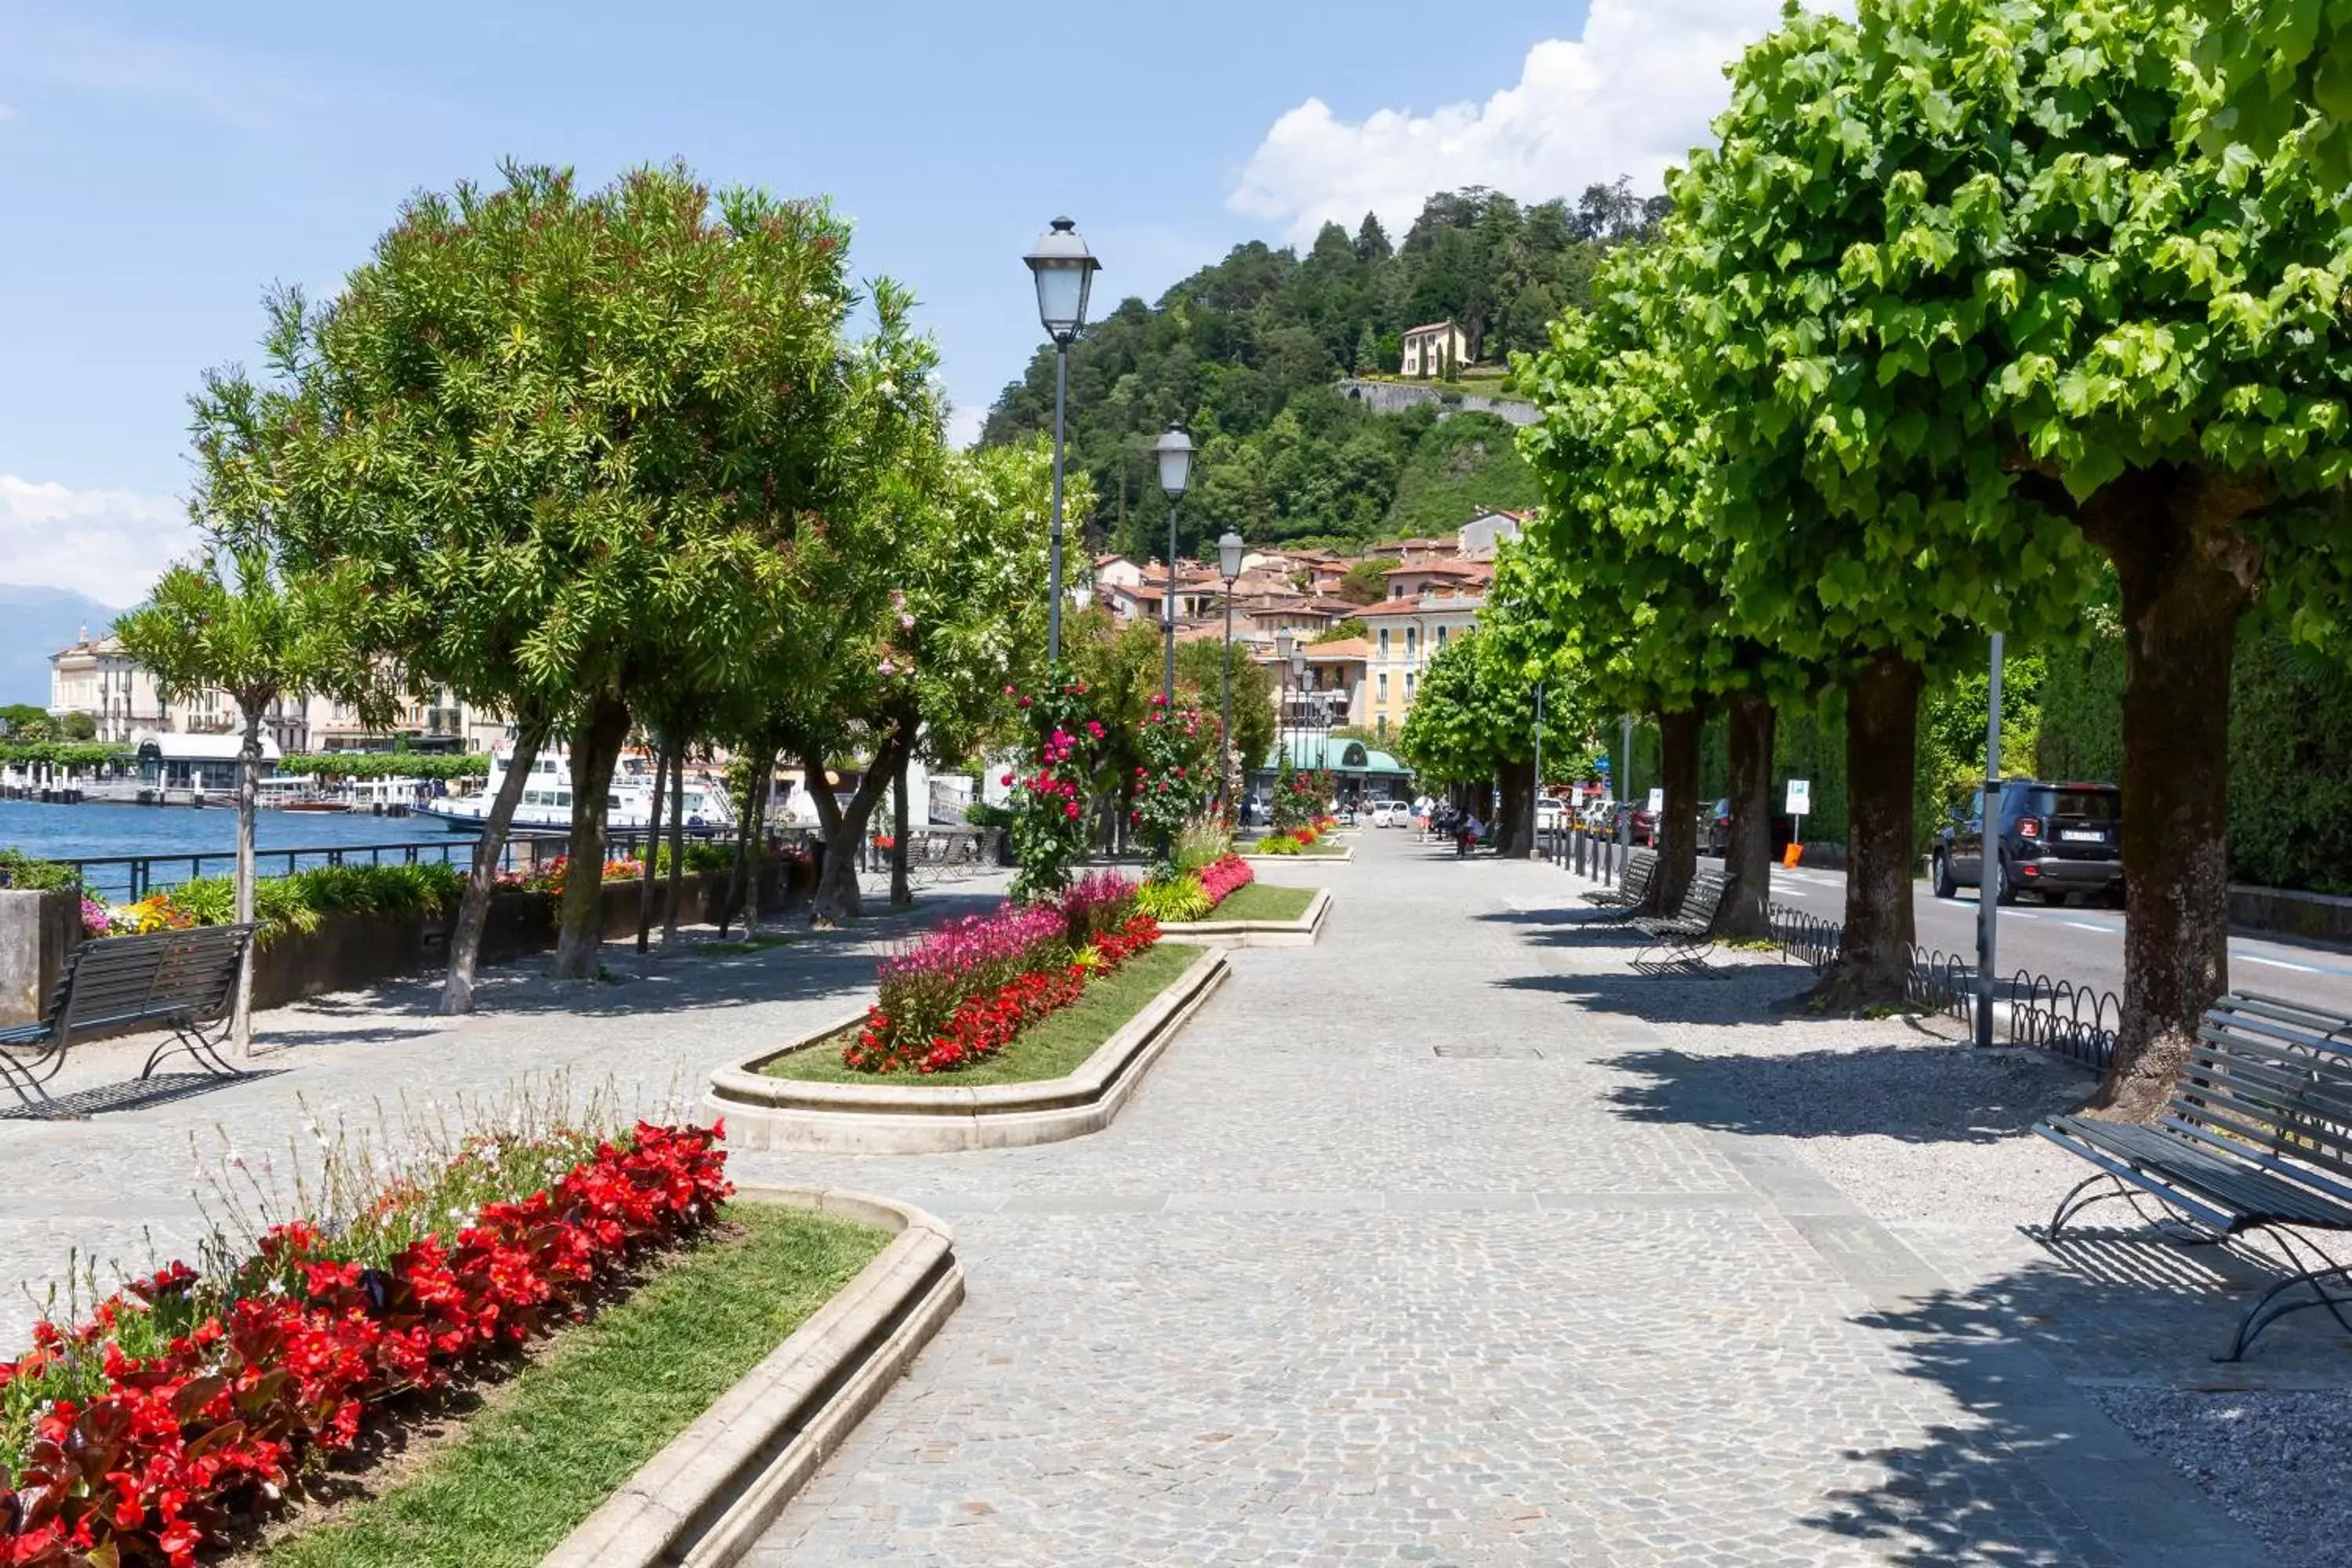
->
980, 182, 1663, 558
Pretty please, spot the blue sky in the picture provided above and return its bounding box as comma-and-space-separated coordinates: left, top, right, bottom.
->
0, 0, 1792, 604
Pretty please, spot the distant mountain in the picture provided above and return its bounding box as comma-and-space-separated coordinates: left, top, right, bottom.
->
0, 585, 116, 707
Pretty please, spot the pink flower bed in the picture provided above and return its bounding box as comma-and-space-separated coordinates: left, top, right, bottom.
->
1197, 854, 1254, 912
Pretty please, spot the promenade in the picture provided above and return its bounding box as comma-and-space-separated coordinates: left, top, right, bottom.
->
5, 838, 2344, 1563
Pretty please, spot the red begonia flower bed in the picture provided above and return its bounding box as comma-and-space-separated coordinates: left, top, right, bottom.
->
0, 1123, 731, 1568
846, 910, 1162, 1076
1196, 854, 1254, 912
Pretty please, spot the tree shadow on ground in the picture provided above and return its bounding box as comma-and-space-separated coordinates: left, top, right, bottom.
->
1799, 1235, 2336, 1565
1494, 962, 1813, 1025
1594, 1037, 2089, 1142
285, 888, 1006, 1024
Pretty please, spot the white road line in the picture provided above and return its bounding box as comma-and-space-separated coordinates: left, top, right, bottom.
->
2242, 954, 2323, 973
2062, 920, 2111, 932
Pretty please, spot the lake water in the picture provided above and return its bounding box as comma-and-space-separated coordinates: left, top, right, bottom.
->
1, 800, 482, 899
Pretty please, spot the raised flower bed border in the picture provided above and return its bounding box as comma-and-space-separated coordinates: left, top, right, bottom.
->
1158, 886, 1332, 949
706, 944, 1229, 1153
545, 1184, 960, 1568
1240, 843, 1353, 865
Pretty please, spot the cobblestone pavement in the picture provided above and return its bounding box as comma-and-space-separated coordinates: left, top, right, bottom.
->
739, 838, 2312, 1567
3, 842, 2336, 1563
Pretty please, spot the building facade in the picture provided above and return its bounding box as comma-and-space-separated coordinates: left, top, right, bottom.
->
1358, 591, 1486, 739
1400, 320, 1471, 379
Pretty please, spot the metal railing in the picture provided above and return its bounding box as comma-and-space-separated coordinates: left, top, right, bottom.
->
64, 837, 506, 902
1765, 900, 2120, 1070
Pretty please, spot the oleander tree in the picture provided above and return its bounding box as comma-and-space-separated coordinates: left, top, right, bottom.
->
1679, 0, 2352, 1105
1516, 247, 1812, 935
213, 162, 931, 1002
115, 548, 380, 1054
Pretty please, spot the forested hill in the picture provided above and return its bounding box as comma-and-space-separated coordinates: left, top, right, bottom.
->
980, 182, 1666, 559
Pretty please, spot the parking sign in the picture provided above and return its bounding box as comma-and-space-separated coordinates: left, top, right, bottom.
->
1786, 779, 1811, 816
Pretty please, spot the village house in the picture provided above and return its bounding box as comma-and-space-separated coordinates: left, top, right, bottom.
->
1399, 319, 1471, 379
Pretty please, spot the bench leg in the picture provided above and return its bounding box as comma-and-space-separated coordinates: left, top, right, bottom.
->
140, 1018, 242, 1082
2218, 1226, 2352, 1362
0, 1050, 56, 1110
2044, 1170, 2222, 1243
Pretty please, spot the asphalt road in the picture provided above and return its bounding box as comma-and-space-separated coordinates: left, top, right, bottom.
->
1742, 856, 2352, 1015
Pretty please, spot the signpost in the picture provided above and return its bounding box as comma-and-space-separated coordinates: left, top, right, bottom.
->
1646, 786, 1664, 815
1785, 778, 1811, 848
1977, 633, 2004, 1050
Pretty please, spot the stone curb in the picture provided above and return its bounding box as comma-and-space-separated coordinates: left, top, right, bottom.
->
1240, 846, 1353, 865
542, 1185, 962, 1568
1158, 887, 1332, 949
702, 945, 1229, 1152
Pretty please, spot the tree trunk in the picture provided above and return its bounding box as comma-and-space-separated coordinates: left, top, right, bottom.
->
551, 691, 631, 981
1812, 652, 1922, 1008
636, 735, 670, 953
2080, 469, 2265, 1119
803, 738, 902, 926
720, 747, 768, 936
1715, 690, 1777, 938
890, 750, 913, 908
440, 721, 546, 1014
661, 748, 688, 946
232, 706, 262, 1058
1650, 705, 1705, 916
1496, 757, 1535, 858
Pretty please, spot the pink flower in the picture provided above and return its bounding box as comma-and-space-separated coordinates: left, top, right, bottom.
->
1064, 803, 1081, 818
901, 613, 916, 630
1000, 772, 1014, 786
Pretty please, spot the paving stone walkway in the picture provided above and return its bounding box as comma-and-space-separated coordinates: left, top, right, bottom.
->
2, 840, 2337, 1563
739, 839, 2301, 1567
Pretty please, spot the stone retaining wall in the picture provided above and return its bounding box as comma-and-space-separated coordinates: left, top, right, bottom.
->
0, 863, 803, 1025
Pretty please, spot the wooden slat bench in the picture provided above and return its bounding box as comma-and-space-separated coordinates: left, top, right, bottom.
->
1630, 868, 1731, 974
0, 924, 256, 1109
2037, 991, 2352, 1359
1581, 848, 1657, 915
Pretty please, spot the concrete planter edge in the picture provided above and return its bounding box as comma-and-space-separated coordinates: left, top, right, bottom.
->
1158, 887, 1332, 949
702, 945, 1229, 1152
540, 1185, 962, 1568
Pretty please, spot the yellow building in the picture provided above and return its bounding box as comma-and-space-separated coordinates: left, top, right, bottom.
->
1356, 590, 1485, 741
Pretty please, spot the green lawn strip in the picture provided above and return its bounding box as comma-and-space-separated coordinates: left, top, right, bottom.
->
1204, 883, 1315, 923
761, 941, 1203, 1087
261, 1205, 887, 1568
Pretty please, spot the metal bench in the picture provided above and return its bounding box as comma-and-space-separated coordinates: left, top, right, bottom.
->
1581, 848, 1657, 913
0, 925, 257, 1108
1630, 868, 1730, 974
2037, 992, 2352, 1359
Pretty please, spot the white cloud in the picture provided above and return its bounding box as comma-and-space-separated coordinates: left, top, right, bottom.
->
1230, 0, 1816, 243
0, 475, 196, 608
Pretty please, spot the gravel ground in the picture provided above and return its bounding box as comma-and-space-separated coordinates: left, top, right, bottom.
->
2088, 1387, 2352, 1568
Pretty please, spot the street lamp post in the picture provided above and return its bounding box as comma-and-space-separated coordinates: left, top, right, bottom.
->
1153, 424, 1196, 710
1218, 530, 1243, 818
1287, 634, 1309, 802
1274, 629, 1295, 785
1023, 216, 1101, 665
1977, 632, 2005, 1048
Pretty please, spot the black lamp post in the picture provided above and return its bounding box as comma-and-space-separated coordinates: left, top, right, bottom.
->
1274, 629, 1294, 778
1218, 530, 1243, 817
1153, 423, 1196, 710
1023, 217, 1100, 665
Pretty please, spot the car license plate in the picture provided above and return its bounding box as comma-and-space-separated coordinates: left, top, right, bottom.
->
2060, 829, 2103, 843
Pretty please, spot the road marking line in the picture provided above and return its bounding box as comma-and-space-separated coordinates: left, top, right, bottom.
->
2062, 920, 2111, 932
2242, 955, 2323, 973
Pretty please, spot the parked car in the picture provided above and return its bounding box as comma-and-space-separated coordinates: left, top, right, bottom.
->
1700, 798, 1732, 857
1933, 780, 2123, 906
1370, 800, 1404, 828
1535, 797, 1566, 833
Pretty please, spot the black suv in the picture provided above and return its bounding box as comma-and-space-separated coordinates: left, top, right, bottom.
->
1933, 781, 2122, 906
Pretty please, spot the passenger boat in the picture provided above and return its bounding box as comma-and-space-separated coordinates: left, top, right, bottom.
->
415, 745, 735, 833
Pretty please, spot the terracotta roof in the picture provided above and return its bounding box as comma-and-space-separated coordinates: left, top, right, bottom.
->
1306, 637, 1370, 660
1354, 599, 1425, 617
1404, 320, 1461, 337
